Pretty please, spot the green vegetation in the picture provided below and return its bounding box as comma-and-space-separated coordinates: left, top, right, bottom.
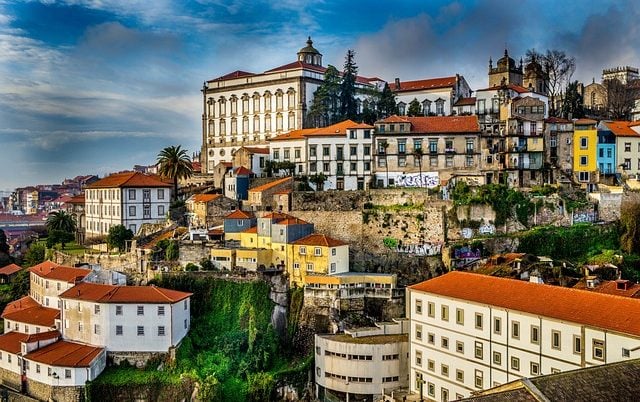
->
157, 145, 194, 201
23, 242, 46, 267
451, 182, 533, 226
107, 225, 134, 251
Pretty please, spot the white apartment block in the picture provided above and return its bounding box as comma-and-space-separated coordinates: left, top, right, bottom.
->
85, 171, 171, 237
408, 271, 640, 402
391, 75, 473, 117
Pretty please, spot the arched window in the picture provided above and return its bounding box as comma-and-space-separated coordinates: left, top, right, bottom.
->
276, 90, 284, 111
207, 97, 215, 118
287, 88, 296, 110
208, 121, 215, 137
242, 94, 249, 115
276, 113, 283, 131
422, 100, 431, 115
230, 96, 238, 115
253, 92, 261, 113
218, 97, 226, 117
264, 91, 272, 112
398, 102, 406, 115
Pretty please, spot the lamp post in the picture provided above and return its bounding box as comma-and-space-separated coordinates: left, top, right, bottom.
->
417, 375, 425, 402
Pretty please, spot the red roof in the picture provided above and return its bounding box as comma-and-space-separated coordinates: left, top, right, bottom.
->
574, 279, 640, 298
2, 296, 60, 327
249, 177, 292, 193
190, 194, 221, 203
242, 146, 270, 154
0, 331, 30, 354
377, 115, 480, 133
242, 226, 257, 233
265, 61, 327, 74
454, 97, 476, 106
391, 76, 457, 92
26, 340, 103, 368
67, 194, 85, 204
604, 121, 638, 137
208, 70, 256, 82
574, 118, 598, 125
59, 282, 192, 304
0, 263, 22, 276
225, 210, 254, 219
87, 172, 171, 189
276, 217, 310, 226
410, 271, 640, 337
29, 261, 90, 283
234, 166, 253, 176
292, 233, 346, 247
545, 117, 572, 124
270, 120, 369, 141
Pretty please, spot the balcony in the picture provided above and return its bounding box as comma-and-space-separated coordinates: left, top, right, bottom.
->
445, 148, 456, 154
429, 148, 438, 155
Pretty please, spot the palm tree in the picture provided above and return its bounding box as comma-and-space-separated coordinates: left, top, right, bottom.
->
46, 210, 77, 233
413, 147, 424, 187
157, 145, 193, 201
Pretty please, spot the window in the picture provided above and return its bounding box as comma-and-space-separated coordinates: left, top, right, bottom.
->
314, 247, 322, 256
158, 205, 165, 216
36, 364, 40, 374
580, 137, 588, 149
441, 337, 449, 349
157, 306, 165, 316
551, 330, 561, 350
116, 305, 123, 315
475, 313, 483, 329
511, 356, 520, 370
445, 155, 453, 167
306, 263, 313, 272
116, 325, 123, 335
330, 263, 336, 273
427, 302, 435, 317
474, 369, 483, 388
456, 369, 464, 382
184, 300, 188, 310
493, 351, 501, 365
415, 351, 422, 366
398, 156, 406, 167
580, 156, 588, 166
184, 319, 188, 329
474, 341, 483, 359
531, 325, 540, 344
65, 369, 71, 379
299, 246, 306, 255
623, 348, 630, 358
129, 206, 136, 217
427, 332, 435, 344
158, 326, 165, 336
398, 140, 406, 154
157, 189, 164, 200
94, 324, 100, 335
625, 142, 631, 152
283, 149, 290, 160
579, 171, 590, 182
456, 341, 464, 354
128, 189, 136, 200
530, 362, 540, 375
512, 321, 520, 339
574, 335, 582, 354
137, 306, 144, 316
415, 324, 422, 341
94, 305, 100, 314
441, 305, 449, 321
364, 145, 371, 156
427, 359, 435, 371
323, 146, 330, 156
427, 382, 435, 397
624, 158, 631, 170
456, 308, 464, 325
593, 339, 605, 361
137, 326, 145, 336
323, 162, 330, 172
415, 300, 422, 314
441, 364, 449, 377
273, 150, 280, 160
309, 162, 317, 172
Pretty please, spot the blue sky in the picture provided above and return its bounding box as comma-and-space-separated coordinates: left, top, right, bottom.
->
1, 0, 638, 190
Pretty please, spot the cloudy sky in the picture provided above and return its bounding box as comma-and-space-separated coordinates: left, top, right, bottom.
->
1, 0, 639, 190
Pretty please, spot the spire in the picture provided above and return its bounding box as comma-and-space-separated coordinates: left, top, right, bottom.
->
307, 36, 313, 46
504, 48, 508, 57
489, 57, 493, 69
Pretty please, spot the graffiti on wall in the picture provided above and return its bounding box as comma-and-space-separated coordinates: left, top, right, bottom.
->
395, 172, 440, 189
573, 212, 596, 224
383, 237, 442, 256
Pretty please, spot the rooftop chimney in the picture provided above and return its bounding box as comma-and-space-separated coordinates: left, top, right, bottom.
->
394, 78, 400, 90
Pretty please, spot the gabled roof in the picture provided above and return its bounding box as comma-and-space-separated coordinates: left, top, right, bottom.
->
87, 172, 171, 189
545, 117, 572, 124
292, 233, 346, 247
234, 166, 253, 176
208, 70, 256, 82
0, 331, 30, 354
59, 282, 192, 304
249, 177, 292, 193
604, 121, 638, 137
26, 340, 103, 368
190, 194, 222, 203
275, 217, 310, 226
242, 226, 257, 234
476, 83, 531, 94
225, 209, 254, 219
265, 61, 327, 74
391, 76, 457, 92
29, 261, 90, 283
454, 97, 476, 106
270, 120, 373, 142
377, 115, 480, 133
0, 263, 22, 276
410, 271, 640, 337
2, 296, 60, 327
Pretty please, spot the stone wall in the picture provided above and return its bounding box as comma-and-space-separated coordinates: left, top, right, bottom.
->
109, 351, 165, 368
177, 241, 213, 266
26, 379, 84, 402
0, 367, 21, 393
291, 188, 439, 212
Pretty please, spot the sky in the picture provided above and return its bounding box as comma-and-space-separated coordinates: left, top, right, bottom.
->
1, 0, 639, 191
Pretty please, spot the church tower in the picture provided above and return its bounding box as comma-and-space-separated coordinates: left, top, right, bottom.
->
297, 37, 323, 66
523, 58, 549, 94
488, 49, 523, 87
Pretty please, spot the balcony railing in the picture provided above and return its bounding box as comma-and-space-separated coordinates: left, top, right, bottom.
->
445, 148, 456, 154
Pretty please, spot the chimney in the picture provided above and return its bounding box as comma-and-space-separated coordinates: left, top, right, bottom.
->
394, 78, 400, 90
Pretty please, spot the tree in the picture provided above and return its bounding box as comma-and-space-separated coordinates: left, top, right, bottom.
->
166, 240, 179, 260
277, 161, 296, 176
309, 173, 327, 191
23, 242, 45, 267
0, 229, 10, 267
339, 50, 359, 121
46, 210, 76, 234
9, 270, 29, 300
526, 48, 575, 117
157, 145, 193, 201
561, 81, 584, 119
307, 65, 341, 127
620, 201, 640, 254
407, 98, 422, 116
605, 78, 637, 120
46, 230, 74, 249
377, 83, 398, 119
263, 160, 277, 177
106, 225, 134, 251
413, 147, 424, 186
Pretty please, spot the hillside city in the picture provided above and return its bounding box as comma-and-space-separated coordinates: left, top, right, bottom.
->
3, 38, 640, 401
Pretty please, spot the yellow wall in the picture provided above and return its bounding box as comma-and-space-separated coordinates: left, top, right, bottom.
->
239, 231, 258, 248
288, 244, 331, 287
527, 136, 544, 152
573, 127, 597, 172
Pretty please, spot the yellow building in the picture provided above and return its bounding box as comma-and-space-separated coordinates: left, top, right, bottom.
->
289, 234, 349, 287
236, 248, 272, 271
573, 118, 598, 184
211, 248, 235, 270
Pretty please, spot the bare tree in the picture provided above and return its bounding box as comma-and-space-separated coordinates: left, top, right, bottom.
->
605, 78, 639, 120
525, 48, 575, 117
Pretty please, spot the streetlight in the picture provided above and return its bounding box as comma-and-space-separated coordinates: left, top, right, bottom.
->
417, 375, 425, 402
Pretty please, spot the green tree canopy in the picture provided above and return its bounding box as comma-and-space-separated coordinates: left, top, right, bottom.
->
23, 242, 45, 267
339, 49, 358, 121
46, 230, 74, 249
307, 65, 341, 127
157, 145, 193, 201
377, 83, 398, 119
621, 202, 640, 254
107, 225, 134, 251
407, 98, 422, 116
46, 210, 76, 234
562, 80, 584, 119
309, 173, 327, 191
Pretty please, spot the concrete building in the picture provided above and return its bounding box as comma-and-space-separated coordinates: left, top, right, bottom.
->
85, 172, 171, 238
407, 271, 640, 401
315, 320, 409, 402
544, 117, 574, 182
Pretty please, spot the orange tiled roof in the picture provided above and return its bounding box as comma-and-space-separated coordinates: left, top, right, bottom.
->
574, 279, 640, 298
208, 70, 256, 82
191, 194, 221, 203
454, 97, 476, 106
545, 117, 572, 124
2, 296, 60, 327
26, 340, 103, 367
292, 233, 347, 247
574, 118, 598, 125
87, 172, 171, 189
242, 226, 257, 233
225, 210, 254, 219
249, 177, 292, 193
59, 282, 191, 304
67, 194, 85, 204
605, 121, 638, 137
262, 212, 294, 220
234, 166, 253, 176
391, 76, 457, 92
29, 261, 91, 283
378, 115, 479, 133
270, 120, 370, 142
0, 331, 30, 354
410, 271, 640, 337
276, 217, 310, 226
0, 263, 22, 276
242, 146, 270, 154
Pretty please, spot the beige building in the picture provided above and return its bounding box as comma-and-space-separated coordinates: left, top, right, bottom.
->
390, 75, 473, 117
544, 117, 574, 182
315, 320, 409, 402
407, 271, 640, 401
185, 193, 237, 228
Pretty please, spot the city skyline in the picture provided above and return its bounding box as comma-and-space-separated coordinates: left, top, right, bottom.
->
1, 0, 639, 190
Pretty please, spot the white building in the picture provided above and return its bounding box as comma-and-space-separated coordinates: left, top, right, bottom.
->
28, 260, 91, 310
408, 271, 640, 402
315, 320, 409, 402
269, 120, 375, 190
58, 282, 192, 353
390, 75, 473, 117
85, 171, 171, 238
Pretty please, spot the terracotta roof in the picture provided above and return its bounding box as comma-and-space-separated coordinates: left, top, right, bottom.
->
348, 123, 375, 129
67, 194, 85, 204
269, 127, 317, 141
574, 279, 640, 298
225, 210, 254, 219
410, 271, 640, 337
454, 97, 476, 106
377, 115, 409, 123
574, 118, 598, 125
242, 226, 257, 233
1, 296, 60, 327
262, 212, 294, 220
391, 76, 457, 92
208, 70, 256, 82
275, 217, 310, 226
270, 120, 369, 141
26, 340, 104, 368
29, 261, 90, 283
208, 228, 224, 236
265, 61, 327, 74
292, 233, 346, 247
242, 146, 270, 154
25, 330, 61, 343
87, 172, 171, 189
545, 117, 572, 124
0, 331, 30, 354
273, 189, 292, 195
59, 282, 192, 304
377, 115, 480, 133
234, 166, 253, 176
0, 263, 22, 276
190, 194, 222, 203
249, 177, 292, 193
604, 121, 638, 137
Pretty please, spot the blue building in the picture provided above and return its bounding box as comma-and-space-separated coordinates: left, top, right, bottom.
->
597, 121, 616, 175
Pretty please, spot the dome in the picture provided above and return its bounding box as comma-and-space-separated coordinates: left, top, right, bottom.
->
496, 48, 516, 70
297, 36, 323, 66
298, 37, 320, 55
